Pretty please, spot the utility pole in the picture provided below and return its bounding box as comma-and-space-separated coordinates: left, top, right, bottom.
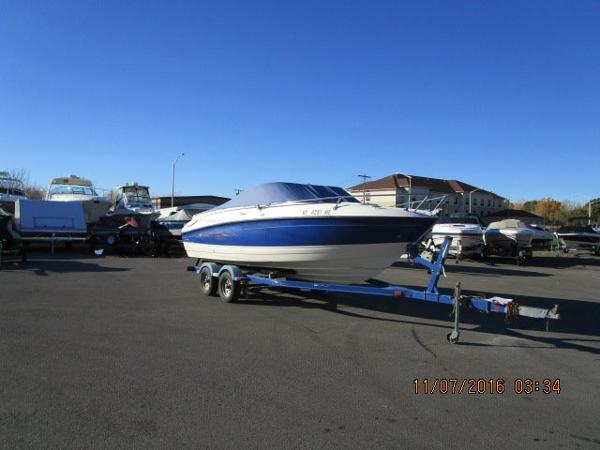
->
171, 152, 184, 208
468, 188, 481, 214
357, 174, 371, 204
395, 173, 412, 208
589, 198, 600, 223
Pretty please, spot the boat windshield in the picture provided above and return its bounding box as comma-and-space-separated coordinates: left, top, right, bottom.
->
50, 185, 96, 196
0, 187, 26, 197
213, 182, 360, 210
122, 187, 151, 203
436, 216, 480, 225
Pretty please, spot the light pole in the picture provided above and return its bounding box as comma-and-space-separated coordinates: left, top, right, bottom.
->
395, 173, 412, 208
171, 152, 184, 207
468, 188, 481, 214
357, 174, 371, 204
588, 198, 600, 222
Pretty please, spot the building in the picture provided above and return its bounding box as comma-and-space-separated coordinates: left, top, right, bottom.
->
347, 173, 506, 217
152, 195, 230, 210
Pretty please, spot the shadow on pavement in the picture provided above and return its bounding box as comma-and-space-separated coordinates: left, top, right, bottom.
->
391, 261, 551, 277
238, 284, 600, 355
1, 258, 129, 276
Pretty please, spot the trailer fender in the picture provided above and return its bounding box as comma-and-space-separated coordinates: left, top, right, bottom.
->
217, 264, 246, 282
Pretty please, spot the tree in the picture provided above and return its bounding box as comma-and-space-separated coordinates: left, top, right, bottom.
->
8, 169, 45, 199
533, 198, 562, 225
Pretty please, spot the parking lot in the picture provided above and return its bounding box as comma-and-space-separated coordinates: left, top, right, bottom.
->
1, 250, 600, 449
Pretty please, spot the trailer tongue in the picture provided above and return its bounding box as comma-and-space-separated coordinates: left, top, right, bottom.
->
189, 238, 560, 344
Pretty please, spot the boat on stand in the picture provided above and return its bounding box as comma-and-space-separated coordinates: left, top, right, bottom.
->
556, 220, 600, 255
484, 219, 534, 262
430, 214, 485, 259
46, 175, 111, 224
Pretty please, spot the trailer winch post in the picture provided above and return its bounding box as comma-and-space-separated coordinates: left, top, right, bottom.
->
447, 282, 462, 344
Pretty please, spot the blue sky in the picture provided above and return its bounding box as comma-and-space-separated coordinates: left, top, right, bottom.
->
1, 0, 598, 203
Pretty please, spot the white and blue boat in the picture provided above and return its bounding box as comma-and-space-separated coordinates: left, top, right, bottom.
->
182, 182, 437, 284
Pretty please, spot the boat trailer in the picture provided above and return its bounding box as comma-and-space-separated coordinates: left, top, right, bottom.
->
188, 238, 560, 344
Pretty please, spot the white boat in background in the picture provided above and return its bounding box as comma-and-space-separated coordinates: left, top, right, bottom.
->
0, 172, 28, 203
46, 175, 110, 224
155, 203, 215, 238
112, 183, 155, 215
182, 182, 437, 284
46, 175, 102, 202
484, 219, 534, 256
430, 215, 484, 257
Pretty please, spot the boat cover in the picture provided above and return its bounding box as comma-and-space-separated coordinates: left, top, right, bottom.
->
213, 182, 359, 210
158, 208, 195, 222
488, 219, 529, 229
158, 204, 214, 222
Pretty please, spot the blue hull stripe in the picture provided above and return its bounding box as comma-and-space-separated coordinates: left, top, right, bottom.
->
182, 217, 435, 246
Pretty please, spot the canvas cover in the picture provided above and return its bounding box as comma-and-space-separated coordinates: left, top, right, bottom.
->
213, 182, 358, 211
488, 219, 528, 229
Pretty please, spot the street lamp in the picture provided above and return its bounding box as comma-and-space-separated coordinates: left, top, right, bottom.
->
171, 152, 184, 207
357, 174, 371, 204
468, 188, 481, 214
588, 198, 600, 222
395, 173, 412, 208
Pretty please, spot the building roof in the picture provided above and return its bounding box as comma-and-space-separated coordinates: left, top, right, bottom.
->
486, 209, 542, 219
151, 195, 230, 208
347, 173, 504, 199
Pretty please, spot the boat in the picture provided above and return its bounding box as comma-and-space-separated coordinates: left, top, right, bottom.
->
153, 203, 215, 255
528, 224, 556, 249
0, 172, 28, 204
430, 215, 484, 257
182, 182, 437, 284
556, 224, 600, 255
46, 175, 111, 224
484, 219, 534, 256
89, 213, 154, 256
112, 183, 155, 215
46, 175, 102, 201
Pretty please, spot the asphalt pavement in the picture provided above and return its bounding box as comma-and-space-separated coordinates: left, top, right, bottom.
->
1, 249, 599, 449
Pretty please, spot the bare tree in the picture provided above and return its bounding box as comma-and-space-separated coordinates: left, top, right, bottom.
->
7, 169, 45, 199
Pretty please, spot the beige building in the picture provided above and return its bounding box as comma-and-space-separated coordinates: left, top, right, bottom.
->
347, 173, 506, 217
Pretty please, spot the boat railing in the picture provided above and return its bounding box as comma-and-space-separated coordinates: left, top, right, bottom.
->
395, 194, 448, 212
248, 194, 447, 215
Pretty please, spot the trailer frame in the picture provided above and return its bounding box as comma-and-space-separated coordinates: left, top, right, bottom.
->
188, 238, 560, 343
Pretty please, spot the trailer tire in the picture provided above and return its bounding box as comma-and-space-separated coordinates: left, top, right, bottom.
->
199, 266, 218, 296
219, 271, 240, 303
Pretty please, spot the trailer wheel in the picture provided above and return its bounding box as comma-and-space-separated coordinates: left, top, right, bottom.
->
199, 266, 218, 296
219, 271, 240, 303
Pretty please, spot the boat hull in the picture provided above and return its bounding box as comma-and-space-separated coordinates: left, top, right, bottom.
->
557, 233, 600, 250
183, 241, 407, 283
484, 228, 534, 254
431, 232, 484, 256
182, 214, 436, 283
